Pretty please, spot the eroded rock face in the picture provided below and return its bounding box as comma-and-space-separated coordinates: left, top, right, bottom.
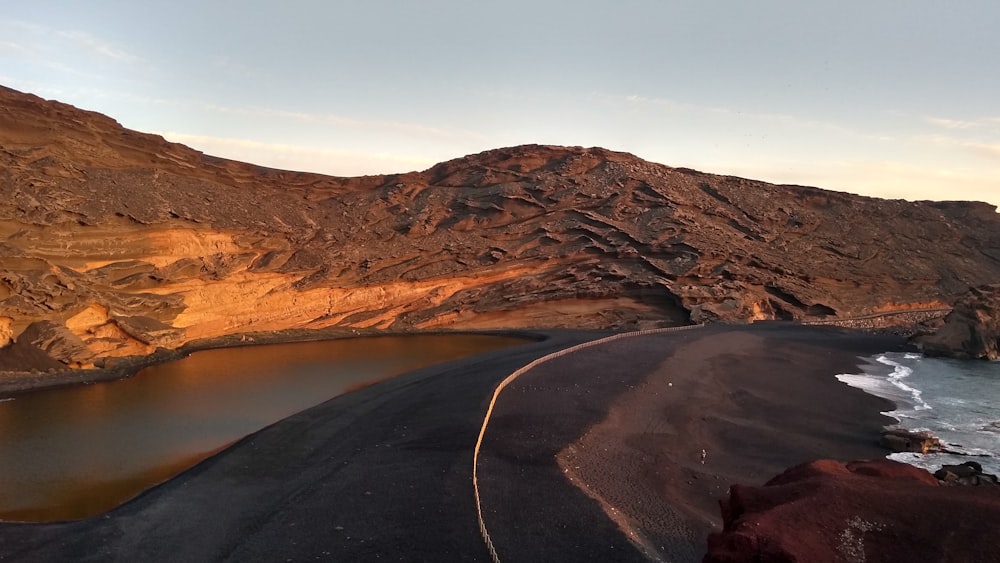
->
0, 316, 12, 348
2, 85, 1000, 370
879, 428, 943, 454
705, 459, 1000, 563
916, 284, 1000, 361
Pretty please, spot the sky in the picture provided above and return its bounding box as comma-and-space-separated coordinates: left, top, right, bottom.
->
1, 1, 997, 207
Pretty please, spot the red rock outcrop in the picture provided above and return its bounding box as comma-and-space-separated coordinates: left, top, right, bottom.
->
705, 459, 1000, 563
2, 85, 1000, 370
916, 284, 1000, 361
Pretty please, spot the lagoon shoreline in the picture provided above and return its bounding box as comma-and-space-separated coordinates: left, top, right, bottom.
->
0, 326, 552, 398
0, 323, 912, 562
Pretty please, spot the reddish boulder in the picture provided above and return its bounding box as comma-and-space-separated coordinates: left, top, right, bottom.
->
705, 459, 1000, 563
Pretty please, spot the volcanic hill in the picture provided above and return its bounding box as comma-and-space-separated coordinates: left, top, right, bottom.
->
2, 85, 999, 372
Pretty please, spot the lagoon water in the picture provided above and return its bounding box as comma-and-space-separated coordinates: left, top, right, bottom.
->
0, 334, 524, 522
837, 352, 1000, 475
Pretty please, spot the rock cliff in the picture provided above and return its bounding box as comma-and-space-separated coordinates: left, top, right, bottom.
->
915, 284, 1000, 360
2, 85, 1000, 370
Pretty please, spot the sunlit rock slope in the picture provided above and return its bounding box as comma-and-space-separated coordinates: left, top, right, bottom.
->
2, 85, 999, 369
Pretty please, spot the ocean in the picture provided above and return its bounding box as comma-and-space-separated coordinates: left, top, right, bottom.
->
837, 352, 1000, 475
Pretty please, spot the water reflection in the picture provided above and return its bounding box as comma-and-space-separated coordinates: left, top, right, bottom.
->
0, 334, 524, 522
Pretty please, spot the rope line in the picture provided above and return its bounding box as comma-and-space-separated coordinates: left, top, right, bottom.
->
801, 307, 951, 325
471, 324, 705, 563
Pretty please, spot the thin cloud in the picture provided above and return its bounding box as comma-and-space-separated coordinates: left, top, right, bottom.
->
0, 19, 45, 34
57, 30, 139, 63
918, 134, 1000, 161
201, 102, 488, 143
0, 19, 139, 64
0, 75, 69, 99
158, 131, 438, 176
925, 116, 980, 130
712, 157, 998, 208
963, 142, 1000, 160
613, 92, 873, 139
0, 39, 34, 58
209, 55, 268, 81
0, 20, 44, 60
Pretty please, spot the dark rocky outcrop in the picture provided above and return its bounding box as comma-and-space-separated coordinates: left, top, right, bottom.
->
879, 428, 942, 454
935, 461, 999, 486
705, 459, 1000, 563
2, 85, 1000, 371
916, 284, 1000, 361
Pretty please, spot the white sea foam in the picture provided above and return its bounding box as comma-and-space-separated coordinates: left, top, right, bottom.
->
876, 355, 931, 410
839, 352, 1000, 476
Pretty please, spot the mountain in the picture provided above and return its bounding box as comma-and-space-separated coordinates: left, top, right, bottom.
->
2, 85, 999, 371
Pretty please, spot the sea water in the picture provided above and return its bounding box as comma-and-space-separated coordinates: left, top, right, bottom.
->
837, 353, 1000, 475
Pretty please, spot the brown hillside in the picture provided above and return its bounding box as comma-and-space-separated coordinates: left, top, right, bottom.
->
2, 85, 999, 370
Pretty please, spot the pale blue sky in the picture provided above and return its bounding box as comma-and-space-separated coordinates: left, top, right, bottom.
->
2, 1, 997, 206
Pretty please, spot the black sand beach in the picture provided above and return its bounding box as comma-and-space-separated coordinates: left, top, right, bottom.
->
0, 324, 909, 562
478, 323, 907, 561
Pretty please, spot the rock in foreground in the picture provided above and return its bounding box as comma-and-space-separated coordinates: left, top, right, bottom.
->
935, 461, 1000, 486
705, 459, 1000, 563
916, 284, 1000, 361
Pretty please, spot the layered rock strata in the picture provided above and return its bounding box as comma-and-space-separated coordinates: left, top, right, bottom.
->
2, 85, 1000, 370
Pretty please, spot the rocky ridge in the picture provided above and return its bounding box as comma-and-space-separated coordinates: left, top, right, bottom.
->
2, 85, 1000, 371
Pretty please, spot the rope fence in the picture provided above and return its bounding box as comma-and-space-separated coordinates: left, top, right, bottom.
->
471, 323, 705, 563
801, 307, 951, 326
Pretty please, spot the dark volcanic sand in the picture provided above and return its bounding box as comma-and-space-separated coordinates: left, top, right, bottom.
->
0, 325, 907, 562
477, 324, 907, 562
0, 331, 606, 562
